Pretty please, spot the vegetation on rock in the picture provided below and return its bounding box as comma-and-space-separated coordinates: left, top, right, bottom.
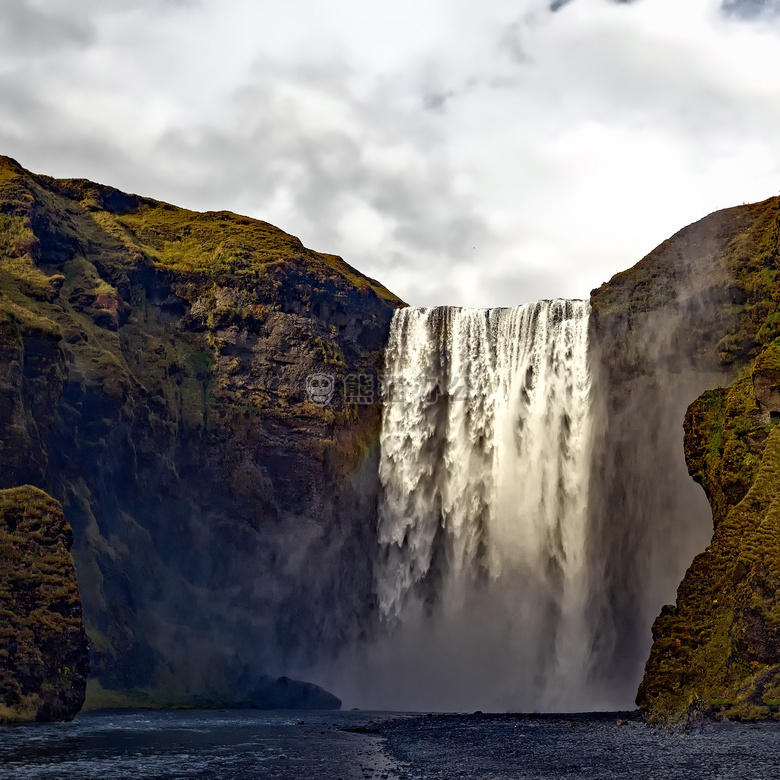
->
628, 196, 780, 725
0, 485, 89, 723
8, 146, 777, 724
587, 195, 779, 705
0, 155, 403, 711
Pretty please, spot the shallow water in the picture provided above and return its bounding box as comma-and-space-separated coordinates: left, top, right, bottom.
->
0, 709, 778, 779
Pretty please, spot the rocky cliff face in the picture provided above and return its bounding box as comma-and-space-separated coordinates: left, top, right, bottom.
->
0, 156, 403, 710
4, 150, 778, 723
0, 486, 89, 723
586, 200, 767, 702
635, 196, 780, 724
589, 193, 780, 723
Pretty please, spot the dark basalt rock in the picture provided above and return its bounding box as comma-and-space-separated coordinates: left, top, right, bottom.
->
0, 486, 90, 723
586, 200, 777, 707
6, 148, 777, 725
244, 676, 342, 710
0, 155, 404, 712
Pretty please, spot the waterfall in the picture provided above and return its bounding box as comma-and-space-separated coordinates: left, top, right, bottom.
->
373, 300, 595, 711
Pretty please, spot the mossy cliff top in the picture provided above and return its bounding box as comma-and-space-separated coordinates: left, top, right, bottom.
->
0, 485, 89, 723
0, 154, 402, 305
592, 196, 780, 376
0, 155, 403, 710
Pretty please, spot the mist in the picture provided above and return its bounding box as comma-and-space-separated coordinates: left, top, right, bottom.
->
305, 211, 749, 711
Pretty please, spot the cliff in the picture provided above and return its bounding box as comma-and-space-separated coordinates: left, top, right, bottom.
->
586, 198, 767, 704
5, 149, 779, 723
636, 214, 780, 723
0, 155, 403, 712
0, 486, 89, 722
589, 192, 780, 723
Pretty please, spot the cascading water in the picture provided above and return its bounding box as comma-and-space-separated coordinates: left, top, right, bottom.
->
372, 300, 596, 711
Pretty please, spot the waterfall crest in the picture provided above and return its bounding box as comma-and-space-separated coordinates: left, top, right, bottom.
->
374, 300, 596, 711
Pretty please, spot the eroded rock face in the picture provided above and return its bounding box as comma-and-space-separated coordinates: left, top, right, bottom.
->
0, 156, 404, 709
0, 486, 89, 723
628, 197, 780, 724
5, 148, 777, 722
590, 195, 780, 716
752, 357, 780, 422
638, 343, 780, 724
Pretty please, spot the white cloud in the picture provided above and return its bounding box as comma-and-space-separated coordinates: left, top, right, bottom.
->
0, 0, 778, 306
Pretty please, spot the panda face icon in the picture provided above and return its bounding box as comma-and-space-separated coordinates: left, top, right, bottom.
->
306, 373, 335, 406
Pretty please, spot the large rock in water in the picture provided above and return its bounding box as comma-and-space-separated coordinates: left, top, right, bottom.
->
0, 486, 90, 722
245, 676, 341, 710
589, 193, 780, 724
0, 155, 403, 710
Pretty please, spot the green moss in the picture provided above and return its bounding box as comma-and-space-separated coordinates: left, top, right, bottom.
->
594, 197, 780, 373
314, 336, 347, 369
640, 335, 780, 725
111, 205, 403, 305
0, 486, 89, 723
82, 679, 155, 711
719, 203, 780, 363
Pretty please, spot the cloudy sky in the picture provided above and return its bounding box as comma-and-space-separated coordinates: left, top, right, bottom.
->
1, 0, 779, 306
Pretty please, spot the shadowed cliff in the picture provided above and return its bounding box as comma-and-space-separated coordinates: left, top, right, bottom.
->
0, 486, 89, 723
0, 155, 403, 711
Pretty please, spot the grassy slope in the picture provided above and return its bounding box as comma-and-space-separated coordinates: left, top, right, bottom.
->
0, 150, 402, 462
